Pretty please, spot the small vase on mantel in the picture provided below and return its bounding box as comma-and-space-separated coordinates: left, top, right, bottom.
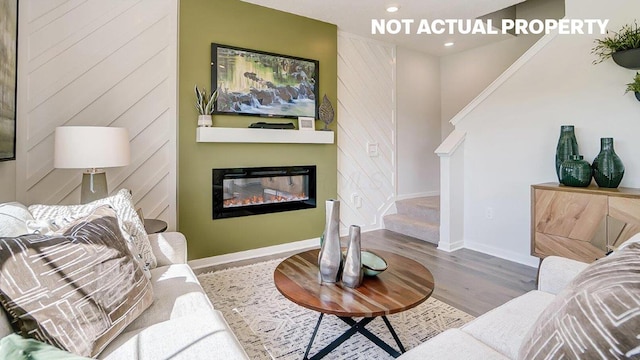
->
342, 225, 363, 288
592, 137, 625, 188
555, 125, 579, 182
198, 115, 213, 127
318, 199, 342, 284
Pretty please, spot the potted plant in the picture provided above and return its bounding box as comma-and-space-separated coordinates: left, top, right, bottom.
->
592, 21, 640, 69
195, 85, 218, 127
626, 72, 640, 101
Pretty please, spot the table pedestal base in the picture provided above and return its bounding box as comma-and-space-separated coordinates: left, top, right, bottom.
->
303, 313, 406, 360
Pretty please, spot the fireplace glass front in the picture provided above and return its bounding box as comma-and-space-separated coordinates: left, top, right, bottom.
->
212, 166, 316, 219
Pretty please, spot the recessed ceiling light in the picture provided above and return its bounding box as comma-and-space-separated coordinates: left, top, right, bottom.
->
444, 42, 455, 47
386, 5, 399, 13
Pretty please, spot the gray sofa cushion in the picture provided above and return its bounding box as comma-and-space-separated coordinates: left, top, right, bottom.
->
537, 256, 589, 295
28, 189, 157, 269
399, 328, 508, 360
462, 290, 555, 359
100, 310, 249, 359
519, 243, 640, 359
0, 202, 34, 237
148, 232, 187, 266
124, 264, 213, 332
0, 206, 154, 357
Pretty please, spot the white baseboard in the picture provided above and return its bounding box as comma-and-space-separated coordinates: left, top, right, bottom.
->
188, 237, 319, 270
437, 240, 464, 252
379, 200, 398, 225
190, 226, 387, 269
464, 240, 539, 268
396, 191, 439, 201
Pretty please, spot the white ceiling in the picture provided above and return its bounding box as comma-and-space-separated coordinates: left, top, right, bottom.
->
241, 0, 526, 56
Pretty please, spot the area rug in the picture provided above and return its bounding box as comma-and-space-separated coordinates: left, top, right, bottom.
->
198, 259, 474, 359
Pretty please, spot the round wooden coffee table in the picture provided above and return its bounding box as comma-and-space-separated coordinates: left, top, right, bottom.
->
274, 249, 434, 359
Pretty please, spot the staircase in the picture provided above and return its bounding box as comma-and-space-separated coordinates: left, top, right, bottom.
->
383, 196, 440, 244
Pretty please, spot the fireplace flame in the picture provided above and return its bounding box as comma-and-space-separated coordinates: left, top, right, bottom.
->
224, 193, 307, 208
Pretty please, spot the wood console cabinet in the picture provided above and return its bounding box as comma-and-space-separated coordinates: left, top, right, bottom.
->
531, 183, 640, 263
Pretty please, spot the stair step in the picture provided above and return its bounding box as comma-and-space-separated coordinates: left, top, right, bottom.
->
383, 214, 439, 244
396, 196, 440, 223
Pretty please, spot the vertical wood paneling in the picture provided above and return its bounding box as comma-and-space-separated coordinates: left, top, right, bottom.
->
337, 32, 396, 234
16, 0, 178, 229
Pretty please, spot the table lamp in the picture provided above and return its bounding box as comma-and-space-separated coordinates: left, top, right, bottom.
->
54, 126, 131, 204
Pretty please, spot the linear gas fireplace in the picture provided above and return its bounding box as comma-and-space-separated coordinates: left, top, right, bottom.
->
212, 166, 316, 219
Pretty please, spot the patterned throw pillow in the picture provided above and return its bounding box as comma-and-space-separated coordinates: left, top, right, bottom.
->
518, 243, 640, 359
0, 202, 34, 237
28, 188, 157, 269
0, 206, 154, 357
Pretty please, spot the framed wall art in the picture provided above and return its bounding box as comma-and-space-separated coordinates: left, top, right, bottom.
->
0, 0, 17, 161
211, 43, 319, 119
298, 116, 315, 131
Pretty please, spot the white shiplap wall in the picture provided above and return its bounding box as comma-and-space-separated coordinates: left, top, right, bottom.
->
16, 0, 178, 229
337, 32, 396, 233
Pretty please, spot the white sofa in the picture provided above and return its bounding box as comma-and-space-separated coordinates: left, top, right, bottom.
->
399, 255, 590, 359
0, 231, 249, 360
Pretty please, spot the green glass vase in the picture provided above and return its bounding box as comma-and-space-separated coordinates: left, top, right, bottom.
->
559, 155, 592, 187
592, 138, 624, 188
555, 125, 579, 182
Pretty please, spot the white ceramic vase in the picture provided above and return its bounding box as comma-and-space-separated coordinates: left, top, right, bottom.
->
198, 115, 213, 127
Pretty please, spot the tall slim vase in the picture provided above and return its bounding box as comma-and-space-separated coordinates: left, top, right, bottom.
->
555, 125, 579, 182
342, 225, 363, 288
318, 199, 342, 283
592, 138, 625, 188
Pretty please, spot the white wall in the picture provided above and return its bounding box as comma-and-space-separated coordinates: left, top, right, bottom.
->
15, 0, 178, 228
453, 0, 640, 266
440, 38, 535, 138
337, 32, 396, 234
0, 161, 16, 202
440, 0, 565, 139
337, 34, 443, 232
396, 47, 441, 198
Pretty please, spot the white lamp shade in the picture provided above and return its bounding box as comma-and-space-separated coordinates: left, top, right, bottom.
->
54, 126, 131, 169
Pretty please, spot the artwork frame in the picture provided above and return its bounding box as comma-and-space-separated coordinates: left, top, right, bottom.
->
0, 0, 18, 161
298, 117, 315, 131
211, 43, 319, 120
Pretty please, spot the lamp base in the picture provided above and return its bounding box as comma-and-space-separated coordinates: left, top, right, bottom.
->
81, 171, 108, 204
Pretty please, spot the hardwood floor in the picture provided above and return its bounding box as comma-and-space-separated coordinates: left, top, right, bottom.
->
194, 229, 538, 317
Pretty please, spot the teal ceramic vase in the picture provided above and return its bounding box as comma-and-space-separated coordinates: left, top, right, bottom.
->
555, 125, 579, 182
592, 138, 625, 188
560, 155, 592, 187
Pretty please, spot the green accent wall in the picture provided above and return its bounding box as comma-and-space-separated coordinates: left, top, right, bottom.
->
179, 0, 337, 259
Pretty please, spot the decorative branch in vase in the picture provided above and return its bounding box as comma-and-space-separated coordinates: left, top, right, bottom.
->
195, 85, 218, 127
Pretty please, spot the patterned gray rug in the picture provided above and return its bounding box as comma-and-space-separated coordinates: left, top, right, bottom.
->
198, 258, 474, 359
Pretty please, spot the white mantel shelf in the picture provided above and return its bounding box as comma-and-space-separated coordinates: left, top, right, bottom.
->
196, 127, 334, 144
